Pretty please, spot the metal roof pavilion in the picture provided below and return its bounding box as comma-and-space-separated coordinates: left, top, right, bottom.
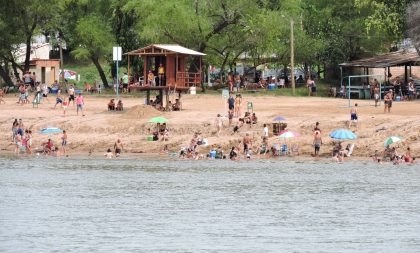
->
339, 49, 420, 68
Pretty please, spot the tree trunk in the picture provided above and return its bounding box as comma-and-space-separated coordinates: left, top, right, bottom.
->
23, 36, 32, 72
91, 56, 109, 88
0, 63, 14, 87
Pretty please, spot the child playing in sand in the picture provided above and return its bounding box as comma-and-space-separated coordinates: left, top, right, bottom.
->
62, 97, 68, 116
105, 148, 114, 159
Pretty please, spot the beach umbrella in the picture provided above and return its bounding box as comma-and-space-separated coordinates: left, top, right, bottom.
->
148, 116, 168, 123
278, 131, 300, 138
273, 116, 286, 121
329, 129, 357, 140
39, 127, 63, 134
384, 136, 403, 147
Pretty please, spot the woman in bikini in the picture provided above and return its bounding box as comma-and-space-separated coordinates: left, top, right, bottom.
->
234, 94, 242, 118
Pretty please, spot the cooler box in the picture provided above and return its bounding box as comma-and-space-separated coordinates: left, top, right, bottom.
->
190, 86, 196, 95
396, 96, 401, 101
268, 83, 276, 90
147, 135, 154, 141
209, 150, 216, 158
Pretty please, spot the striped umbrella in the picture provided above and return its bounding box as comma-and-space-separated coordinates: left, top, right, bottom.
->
279, 131, 300, 138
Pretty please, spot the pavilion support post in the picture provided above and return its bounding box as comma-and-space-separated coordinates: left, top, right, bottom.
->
159, 89, 163, 107
165, 89, 169, 111
144, 56, 148, 86
127, 54, 131, 82
146, 90, 150, 105
404, 64, 408, 84
340, 67, 343, 88
176, 54, 178, 86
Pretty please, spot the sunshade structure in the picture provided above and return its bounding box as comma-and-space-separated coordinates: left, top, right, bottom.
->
329, 129, 357, 140
339, 49, 420, 85
148, 117, 168, 124
278, 131, 300, 138
384, 136, 403, 147
39, 127, 63, 134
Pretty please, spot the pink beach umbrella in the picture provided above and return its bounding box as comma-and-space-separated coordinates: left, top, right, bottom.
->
278, 131, 300, 138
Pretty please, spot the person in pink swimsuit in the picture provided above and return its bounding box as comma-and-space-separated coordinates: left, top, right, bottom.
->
76, 93, 85, 116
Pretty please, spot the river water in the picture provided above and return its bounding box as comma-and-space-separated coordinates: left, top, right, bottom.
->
0, 157, 419, 252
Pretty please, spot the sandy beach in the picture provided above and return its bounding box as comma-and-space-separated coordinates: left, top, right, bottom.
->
1, 92, 419, 159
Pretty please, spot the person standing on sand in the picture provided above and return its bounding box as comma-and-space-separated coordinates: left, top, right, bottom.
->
61, 130, 68, 155
313, 130, 322, 156
214, 114, 223, 136
114, 139, 124, 157
384, 90, 392, 113
76, 93, 85, 116
348, 103, 358, 129
373, 84, 380, 107
243, 133, 252, 155
68, 85, 75, 106
262, 124, 269, 139
227, 93, 235, 112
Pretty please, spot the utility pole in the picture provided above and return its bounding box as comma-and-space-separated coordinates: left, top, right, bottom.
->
59, 39, 64, 85
290, 19, 295, 96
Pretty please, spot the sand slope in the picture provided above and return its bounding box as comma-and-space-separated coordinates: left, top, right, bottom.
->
1, 93, 419, 158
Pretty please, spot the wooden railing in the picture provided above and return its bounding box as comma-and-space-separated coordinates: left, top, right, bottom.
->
177, 72, 201, 87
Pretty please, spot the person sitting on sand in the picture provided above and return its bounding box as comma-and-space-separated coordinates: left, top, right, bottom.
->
114, 139, 123, 157
256, 137, 269, 158
161, 128, 169, 141
108, 99, 115, 110
43, 139, 54, 155
403, 147, 413, 163
215, 146, 224, 159
244, 112, 252, 126
105, 148, 114, 159
229, 147, 239, 160
116, 100, 123, 111
173, 99, 182, 111
372, 150, 382, 163
251, 113, 258, 124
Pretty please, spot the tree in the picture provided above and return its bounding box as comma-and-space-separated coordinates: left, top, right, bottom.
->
56, 0, 115, 88
71, 16, 114, 88
406, 1, 420, 55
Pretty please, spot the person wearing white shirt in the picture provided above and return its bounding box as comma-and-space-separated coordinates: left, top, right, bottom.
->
263, 124, 269, 138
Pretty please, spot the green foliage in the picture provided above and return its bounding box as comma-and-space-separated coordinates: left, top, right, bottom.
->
71, 16, 114, 60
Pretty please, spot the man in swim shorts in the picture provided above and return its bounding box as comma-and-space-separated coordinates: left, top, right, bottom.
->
114, 139, 124, 157
68, 84, 75, 106
348, 103, 358, 129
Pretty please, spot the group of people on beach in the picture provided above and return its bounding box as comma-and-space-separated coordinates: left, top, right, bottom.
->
11, 118, 68, 156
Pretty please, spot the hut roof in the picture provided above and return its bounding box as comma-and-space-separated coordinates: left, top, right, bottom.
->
126, 44, 206, 56
339, 49, 420, 68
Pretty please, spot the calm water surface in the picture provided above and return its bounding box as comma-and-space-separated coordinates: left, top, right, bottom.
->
0, 157, 419, 252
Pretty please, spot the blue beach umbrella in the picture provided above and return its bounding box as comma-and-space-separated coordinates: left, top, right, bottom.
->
273, 116, 286, 121
329, 129, 357, 140
40, 127, 63, 134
